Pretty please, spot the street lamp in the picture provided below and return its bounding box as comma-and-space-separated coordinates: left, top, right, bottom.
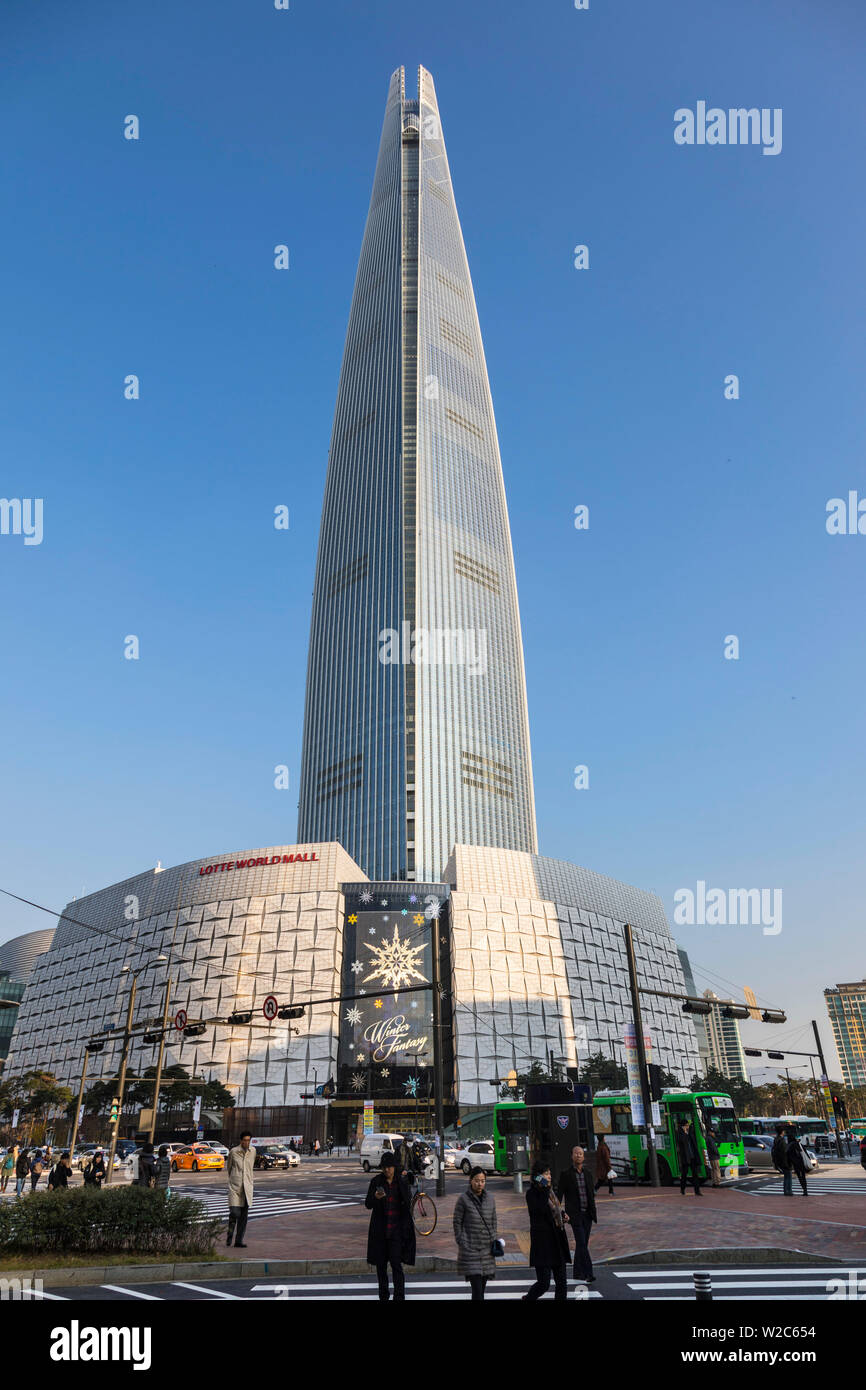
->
105, 954, 168, 1181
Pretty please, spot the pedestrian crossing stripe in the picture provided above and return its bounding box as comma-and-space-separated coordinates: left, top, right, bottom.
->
189, 1191, 360, 1221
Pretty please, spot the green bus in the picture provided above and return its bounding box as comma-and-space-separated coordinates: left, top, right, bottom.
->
591, 1087, 746, 1184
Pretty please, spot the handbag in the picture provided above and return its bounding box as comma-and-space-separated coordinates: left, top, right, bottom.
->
606, 1168, 617, 1181
472, 1194, 505, 1257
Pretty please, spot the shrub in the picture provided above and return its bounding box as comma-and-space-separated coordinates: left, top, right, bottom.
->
0, 1185, 223, 1258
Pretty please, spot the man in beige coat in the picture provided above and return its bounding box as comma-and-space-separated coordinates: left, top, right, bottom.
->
226, 1132, 256, 1248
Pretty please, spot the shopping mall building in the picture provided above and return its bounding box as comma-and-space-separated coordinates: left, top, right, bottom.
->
4, 841, 699, 1143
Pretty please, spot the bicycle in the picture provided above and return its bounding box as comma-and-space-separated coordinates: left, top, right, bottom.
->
410, 1168, 438, 1236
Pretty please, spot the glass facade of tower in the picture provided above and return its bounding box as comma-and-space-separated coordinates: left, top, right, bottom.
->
298, 67, 538, 883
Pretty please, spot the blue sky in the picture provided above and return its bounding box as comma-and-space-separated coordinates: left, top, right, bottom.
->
1, 0, 863, 1083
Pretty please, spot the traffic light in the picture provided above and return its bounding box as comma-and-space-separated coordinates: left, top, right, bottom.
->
277, 1005, 305, 1020
683, 1000, 713, 1015
761, 1010, 787, 1024
86, 1039, 104, 1053
831, 1093, 848, 1121
744, 1047, 762, 1057
228, 1010, 252, 1025
142, 1030, 163, 1044
183, 1023, 207, 1038
109, 1097, 120, 1125
648, 1063, 663, 1103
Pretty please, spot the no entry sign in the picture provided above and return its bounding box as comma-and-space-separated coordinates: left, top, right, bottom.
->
262, 994, 278, 1022
174, 1009, 187, 1032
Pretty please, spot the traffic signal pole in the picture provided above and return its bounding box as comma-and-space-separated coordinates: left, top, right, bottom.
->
624, 923, 660, 1188
147, 976, 173, 1148
105, 974, 138, 1183
812, 1019, 844, 1161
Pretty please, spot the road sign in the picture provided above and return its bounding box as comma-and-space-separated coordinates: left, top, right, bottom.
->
262, 994, 278, 1022
174, 1009, 187, 1032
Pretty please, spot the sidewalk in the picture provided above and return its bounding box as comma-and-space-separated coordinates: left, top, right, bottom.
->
228, 1165, 866, 1267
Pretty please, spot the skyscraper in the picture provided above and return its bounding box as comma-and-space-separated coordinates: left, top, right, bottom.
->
298, 67, 537, 883
703, 989, 748, 1082
824, 981, 866, 1087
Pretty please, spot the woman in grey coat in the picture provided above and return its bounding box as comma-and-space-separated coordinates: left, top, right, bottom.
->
452, 1166, 499, 1300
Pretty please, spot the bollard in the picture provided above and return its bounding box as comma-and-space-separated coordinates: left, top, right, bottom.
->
693, 1271, 713, 1301
513, 1170, 524, 1194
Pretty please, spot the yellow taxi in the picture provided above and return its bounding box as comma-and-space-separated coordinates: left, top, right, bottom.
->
170, 1144, 225, 1173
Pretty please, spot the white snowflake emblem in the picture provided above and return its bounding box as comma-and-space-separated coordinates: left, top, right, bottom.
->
380, 899, 388, 906
409, 894, 418, 903
380, 1067, 390, 1078
360, 891, 373, 903
363, 924, 429, 991
350, 960, 362, 975
350, 1072, 366, 1092
368, 927, 376, 935
345, 1007, 362, 1025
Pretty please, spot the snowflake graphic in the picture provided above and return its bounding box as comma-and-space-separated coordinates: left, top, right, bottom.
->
368, 927, 376, 935
401, 908, 408, 916
380, 1067, 390, 1078
374, 998, 383, 1009
409, 894, 418, 904
350, 1072, 366, 1092
345, 1007, 362, 1025
413, 913, 424, 925
350, 960, 362, 975
403, 1075, 418, 1097
380, 899, 388, 906
357, 1053, 366, 1064
347, 913, 358, 924
359, 989, 366, 996
360, 890, 373, 903
364, 924, 429, 991
425, 900, 441, 919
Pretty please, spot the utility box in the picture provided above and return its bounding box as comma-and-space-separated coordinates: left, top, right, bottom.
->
506, 1135, 530, 1174
524, 1081, 594, 1186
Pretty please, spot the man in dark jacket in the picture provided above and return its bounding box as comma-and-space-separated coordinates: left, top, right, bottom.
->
675, 1119, 702, 1196
786, 1127, 808, 1196
47, 1153, 72, 1189
703, 1126, 722, 1187
365, 1153, 416, 1301
15, 1148, 30, 1197
772, 1125, 792, 1195
556, 1145, 598, 1282
138, 1142, 158, 1188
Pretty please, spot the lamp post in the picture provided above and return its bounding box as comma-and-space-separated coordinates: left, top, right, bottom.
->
105, 954, 167, 1183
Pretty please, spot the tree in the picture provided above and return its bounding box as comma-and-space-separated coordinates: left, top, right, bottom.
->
579, 1052, 628, 1091
201, 1078, 235, 1110
499, 1060, 553, 1101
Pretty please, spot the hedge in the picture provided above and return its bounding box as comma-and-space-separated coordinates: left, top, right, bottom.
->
0, 1185, 224, 1257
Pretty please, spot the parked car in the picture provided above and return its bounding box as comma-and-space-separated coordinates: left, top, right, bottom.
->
458, 1140, 496, 1175
740, 1135, 776, 1170
170, 1144, 225, 1173
253, 1145, 290, 1170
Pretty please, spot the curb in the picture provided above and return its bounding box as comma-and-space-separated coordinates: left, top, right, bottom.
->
1, 1255, 464, 1287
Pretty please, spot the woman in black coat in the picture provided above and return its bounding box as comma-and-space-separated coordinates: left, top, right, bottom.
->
523, 1159, 570, 1301
364, 1153, 417, 1301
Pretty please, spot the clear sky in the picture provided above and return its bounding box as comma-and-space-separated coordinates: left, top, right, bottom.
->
1, 0, 863, 1084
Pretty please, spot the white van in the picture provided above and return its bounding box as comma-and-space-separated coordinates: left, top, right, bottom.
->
359, 1133, 405, 1172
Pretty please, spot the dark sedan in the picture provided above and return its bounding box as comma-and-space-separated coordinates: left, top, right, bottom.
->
253, 1145, 290, 1170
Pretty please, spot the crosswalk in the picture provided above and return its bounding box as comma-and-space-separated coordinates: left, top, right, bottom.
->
38, 1270, 605, 1301
737, 1174, 866, 1196
612, 1265, 865, 1300
187, 1186, 361, 1221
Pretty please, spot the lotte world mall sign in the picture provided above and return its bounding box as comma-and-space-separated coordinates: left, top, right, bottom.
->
199, 851, 319, 876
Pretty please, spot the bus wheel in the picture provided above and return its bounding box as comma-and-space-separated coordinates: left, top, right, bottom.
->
656, 1159, 673, 1186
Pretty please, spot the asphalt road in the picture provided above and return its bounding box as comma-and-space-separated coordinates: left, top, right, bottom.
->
29, 1262, 858, 1301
